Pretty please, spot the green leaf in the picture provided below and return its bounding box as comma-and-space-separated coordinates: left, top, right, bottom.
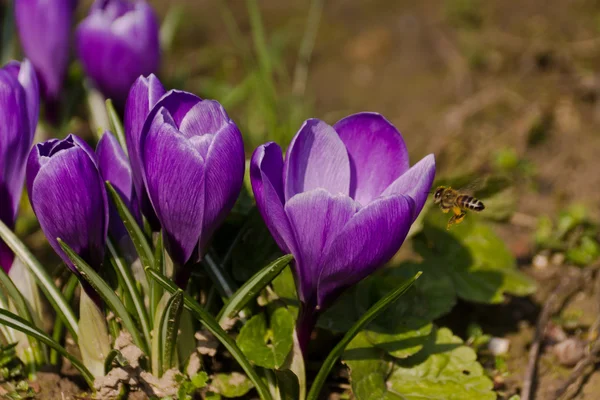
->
107, 240, 151, 351
152, 290, 184, 377
146, 268, 272, 400
105, 99, 127, 154
105, 182, 155, 272
78, 290, 111, 378
345, 328, 495, 400
0, 308, 94, 388
231, 209, 282, 282
218, 254, 292, 326
271, 266, 299, 318
416, 212, 536, 303
389, 328, 495, 399
237, 307, 294, 369
0, 268, 46, 365
58, 239, 149, 354
306, 272, 421, 400
211, 372, 254, 398
0, 220, 78, 342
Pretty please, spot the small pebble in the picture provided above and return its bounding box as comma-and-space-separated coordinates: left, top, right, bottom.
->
533, 253, 549, 269
553, 338, 585, 367
488, 337, 510, 355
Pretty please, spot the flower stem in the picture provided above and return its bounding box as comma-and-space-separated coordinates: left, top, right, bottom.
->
295, 303, 318, 354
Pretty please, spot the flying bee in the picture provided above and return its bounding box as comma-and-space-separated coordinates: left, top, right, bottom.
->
433, 186, 485, 229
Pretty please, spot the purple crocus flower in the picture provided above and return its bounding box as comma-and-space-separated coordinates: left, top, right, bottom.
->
124, 74, 165, 227
76, 0, 160, 104
26, 134, 109, 272
96, 131, 138, 242
14, 0, 76, 100
250, 113, 436, 349
0, 60, 39, 271
139, 91, 245, 277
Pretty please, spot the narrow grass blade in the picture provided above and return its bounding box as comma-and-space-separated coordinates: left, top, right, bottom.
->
0, 268, 46, 365
58, 239, 149, 354
0, 309, 94, 387
150, 231, 165, 324
105, 182, 154, 271
204, 253, 237, 299
306, 271, 422, 400
105, 99, 127, 155
50, 275, 78, 365
217, 254, 292, 326
146, 268, 272, 400
0, 220, 78, 341
107, 240, 151, 348
152, 290, 183, 377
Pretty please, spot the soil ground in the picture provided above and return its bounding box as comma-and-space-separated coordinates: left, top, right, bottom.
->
25, 0, 600, 398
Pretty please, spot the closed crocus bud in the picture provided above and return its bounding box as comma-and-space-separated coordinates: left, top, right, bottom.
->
15, 0, 76, 100
250, 113, 436, 350
96, 131, 139, 242
76, 0, 160, 104
124, 74, 165, 227
140, 91, 245, 274
26, 134, 109, 272
0, 60, 39, 271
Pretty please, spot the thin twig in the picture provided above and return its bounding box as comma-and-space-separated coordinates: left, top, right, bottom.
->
554, 270, 600, 399
521, 268, 583, 400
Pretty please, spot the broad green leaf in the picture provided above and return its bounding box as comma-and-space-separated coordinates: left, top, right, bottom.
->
211, 372, 254, 398
306, 272, 421, 400
58, 239, 149, 354
152, 290, 184, 377
0, 220, 78, 341
271, 266, 299, 318
218, 254, 292, 326
105, 99, 127, 154
344, 332, 397, 400
78, 290, 111, 378
0, 309, 94, 387
345, 328, 495, 400
388, 328, 495, 400
146, 268, 272, 400
237, 307, 294, 369
231, 209, 281, 282
416, 212, 536, 303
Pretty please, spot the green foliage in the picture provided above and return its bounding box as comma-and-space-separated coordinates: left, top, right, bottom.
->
176, 371, 209, 400
211, 372, 254, 398
237, 307, 294, 369
344, 328, 495, 400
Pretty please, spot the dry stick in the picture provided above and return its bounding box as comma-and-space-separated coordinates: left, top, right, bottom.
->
554, 268, 600, 400
521, 268, 583, 400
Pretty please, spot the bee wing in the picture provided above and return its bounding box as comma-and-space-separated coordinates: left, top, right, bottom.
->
458, 175, 513, 198
456, 177, 487, 195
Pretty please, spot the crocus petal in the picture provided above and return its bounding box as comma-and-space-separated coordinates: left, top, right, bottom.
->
31, 146, 108, 270
250, 143, 295, 254
124, 73, 165, 198
142, 108, 205, 266
285, 189, 358, 304
333, 112, 410, 205
199, 105, 245, 251
5, 60, 39, 136
97, 131, 138, 239
317, 194, 415, 308
381, 154, 436, 220
284, 119, 351, 200
144, 90, 201, 130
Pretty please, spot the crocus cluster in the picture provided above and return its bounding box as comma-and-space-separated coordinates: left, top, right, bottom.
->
0, 60, 39, 271
250, 113, 435, 348
15, 0, 76, 100
77, 0, 161, 103
15, 0, 160, 105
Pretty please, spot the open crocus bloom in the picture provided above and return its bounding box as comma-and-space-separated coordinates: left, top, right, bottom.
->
250, 112, 435, 347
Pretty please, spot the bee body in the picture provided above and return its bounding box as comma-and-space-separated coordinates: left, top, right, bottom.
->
433, 186, 485, 229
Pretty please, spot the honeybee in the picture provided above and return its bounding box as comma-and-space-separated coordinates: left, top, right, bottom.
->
433, 186, 485, 229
